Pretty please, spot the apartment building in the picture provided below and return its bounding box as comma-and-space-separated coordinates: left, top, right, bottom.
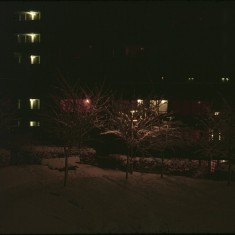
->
0, 2, 234, 141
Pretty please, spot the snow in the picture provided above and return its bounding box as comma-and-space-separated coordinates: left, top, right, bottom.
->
0, 163, 235, 233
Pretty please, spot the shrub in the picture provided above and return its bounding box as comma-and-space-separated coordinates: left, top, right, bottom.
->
0, 148, 11, 167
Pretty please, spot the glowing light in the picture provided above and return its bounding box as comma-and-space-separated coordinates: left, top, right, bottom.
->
30, 99, 40, 109
222, 77, 229, 82
188, 77, 194, 81
30, 121, 40, 127
28, 11, 37, 20
85, 99, 90, 104
214, 112, 220, 116
161, 100, 167, 104
27, 33, 37, 42
130, 110, 136, 115
30, 55, 37, 64
137, 99, 143, 105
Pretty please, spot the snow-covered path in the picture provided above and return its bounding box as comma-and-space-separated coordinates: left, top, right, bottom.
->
0, 164, 235, 233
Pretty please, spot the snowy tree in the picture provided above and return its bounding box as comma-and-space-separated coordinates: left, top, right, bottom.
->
197, 98, 235, 185
46, 75, 111, 186
102, 98, 182, 179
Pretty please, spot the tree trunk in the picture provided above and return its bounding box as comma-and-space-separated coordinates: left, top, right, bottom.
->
208, 158, 211, 179
227, 157, 232, 186
161, 152, 164, 179
64, 146, 69, 187
126, 153, 129, 180
130, 145, 133, 175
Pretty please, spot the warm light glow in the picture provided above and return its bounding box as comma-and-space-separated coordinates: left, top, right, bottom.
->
30, 121, 40, 127
222, 77, 229, 82
85, 99, 90, 104
137, 99, 143, 105
30, 99, 40, 109
214, 112, 220, 116
130, 110, 136, 115
18, 11, 40, 21
188, 77, 194, 81
30, 55, 40, 64
28, 33, 36, 42
28, 11, 37, 20
161, 100, 167, 104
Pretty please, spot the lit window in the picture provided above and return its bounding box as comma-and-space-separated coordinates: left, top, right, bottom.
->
137, 99, 143, 106
214, 112, 220, 116
30, 55, 40, 64
30, 99, 40, 109
18, 11, 41, 21
130, 110, 137, 115
17, 33, 40, 43
150, 100, 168, 113
18, 99, 21, 109
221, 77, 229, 82
159, 100, 168, 113
30, 121, 40, 127
209, 129, 214, 141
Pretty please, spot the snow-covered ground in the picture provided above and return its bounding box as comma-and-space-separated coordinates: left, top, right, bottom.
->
0, 164, 235, 234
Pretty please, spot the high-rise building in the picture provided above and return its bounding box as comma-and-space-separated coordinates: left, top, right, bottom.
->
0, 2, 234, 138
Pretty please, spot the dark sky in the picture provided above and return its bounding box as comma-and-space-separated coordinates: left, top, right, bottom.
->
1, 1, 235, 79
59, 1, 235, 78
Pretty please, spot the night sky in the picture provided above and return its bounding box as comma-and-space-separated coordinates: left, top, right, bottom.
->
1, 1, 235, 81
58, 1, 235, 78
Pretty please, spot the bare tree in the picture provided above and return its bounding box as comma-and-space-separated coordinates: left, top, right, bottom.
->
102, 98, 182, 179
46, 75, 111, 186
197, 98, 235, 185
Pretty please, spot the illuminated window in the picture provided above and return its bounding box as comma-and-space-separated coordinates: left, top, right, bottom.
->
30, 55, 40, 64
188, 77, 194, 81
30, 121, 40, 127
214, 112, 220, 116
221, 77, 229, 82
209, 129, 214, 141
18, 11, 41, 21
29, 99, 40, 109
137, 99, 143, 106
150, 100, 168, 113
17, 33, 40, 43
18, 99, 21, 109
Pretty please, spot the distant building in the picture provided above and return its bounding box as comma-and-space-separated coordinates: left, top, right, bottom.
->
0, 2, 234, 141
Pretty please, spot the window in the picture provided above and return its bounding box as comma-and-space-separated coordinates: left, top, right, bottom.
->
30, 99, 40, 109
137, 99, 143, 106
30, 55, 40, 64
17, 33, 40, 43
150, 100, 168, 113
18, 11, 41, 21
30, 121, 40, 127
221, 77, 229, 82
